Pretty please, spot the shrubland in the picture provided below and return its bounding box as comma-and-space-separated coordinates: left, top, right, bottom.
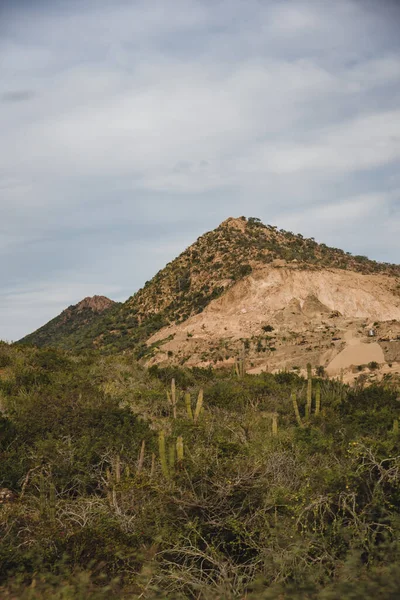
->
1, 340, 400, 598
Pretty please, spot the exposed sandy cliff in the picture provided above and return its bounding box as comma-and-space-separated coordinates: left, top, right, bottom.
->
147, 263, 400, 383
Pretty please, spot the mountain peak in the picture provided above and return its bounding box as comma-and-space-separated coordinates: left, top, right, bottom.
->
74, 295, 115, 313
19, 295, 118, 349
219, 216, 248, 230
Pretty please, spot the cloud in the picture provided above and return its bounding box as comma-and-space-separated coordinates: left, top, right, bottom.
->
0, 0, 399, 340
275, 190, 400, 262
240, 109, 400, 176
1, 89, 36, 103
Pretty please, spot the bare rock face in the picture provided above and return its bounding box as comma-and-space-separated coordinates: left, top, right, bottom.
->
146, 263, 400, 383
74, 296, 115, 314
59, 295, 116, 325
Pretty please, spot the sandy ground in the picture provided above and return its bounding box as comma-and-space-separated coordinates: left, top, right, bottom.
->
326, 329, 384, 375
326, 342, 385, 375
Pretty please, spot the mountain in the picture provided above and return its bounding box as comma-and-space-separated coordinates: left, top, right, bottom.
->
18, 217, 400, 382
19, 295, 119, 349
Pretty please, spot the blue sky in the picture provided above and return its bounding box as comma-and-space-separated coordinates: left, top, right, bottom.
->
1, 0, 400, 341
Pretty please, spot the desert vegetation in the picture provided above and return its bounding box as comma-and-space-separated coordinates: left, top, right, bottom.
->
1, 340, 400, 598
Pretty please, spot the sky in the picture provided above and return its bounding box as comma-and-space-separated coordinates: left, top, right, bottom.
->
1, 0, 400, 341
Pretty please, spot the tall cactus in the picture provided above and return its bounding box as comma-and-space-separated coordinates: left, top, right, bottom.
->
272, 413, 278, 436
194, 389, 204, 423
176, 436, 184, 464
315, 381, 321, 416
158, 431, 169, 479
185, 391, 193, 420
393, 419, 399, 435
306, 363, 312, 419
171, 378, 177, 419
235, 343, 246, 378
167, 378, 177, 419
292, 391, 302, 427
240, 343, 246, 377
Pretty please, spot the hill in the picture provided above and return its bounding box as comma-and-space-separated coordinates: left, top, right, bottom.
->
18, 217, 400, 382
19, 295, 118, 349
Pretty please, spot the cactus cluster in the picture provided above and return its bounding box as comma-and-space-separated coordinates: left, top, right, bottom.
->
234, 343, 246, 378
158, 379, 207, 478
158, 431, 185, 479
167, 379, 204, 422
292, 365, 323, 426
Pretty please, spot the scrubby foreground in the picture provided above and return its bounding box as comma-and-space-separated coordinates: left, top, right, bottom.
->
1, 341, 400, 599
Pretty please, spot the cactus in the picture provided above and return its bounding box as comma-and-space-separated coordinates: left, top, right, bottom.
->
235, 343, 247, 378
292, 391, 302, 427
393, 419, 399, 435
194, 388, 203, 423
158, 431, 169, 478
170, 378, 177, 419
176, 436, 184, 464
137, 440, 145, 474
49, 483, 56, 524
239, 343, 246, 377
167, 378, 178, 419
315, 381, 321, 415
306, 363, 312, 419
185, 391, 193, 420
272, 413, 278, 436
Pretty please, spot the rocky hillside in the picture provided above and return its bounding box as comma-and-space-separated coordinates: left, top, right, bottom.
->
146, 263, 400, 384
19, 295, 119, 349
18, 217, 400, 369
120, 216, 400, 325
